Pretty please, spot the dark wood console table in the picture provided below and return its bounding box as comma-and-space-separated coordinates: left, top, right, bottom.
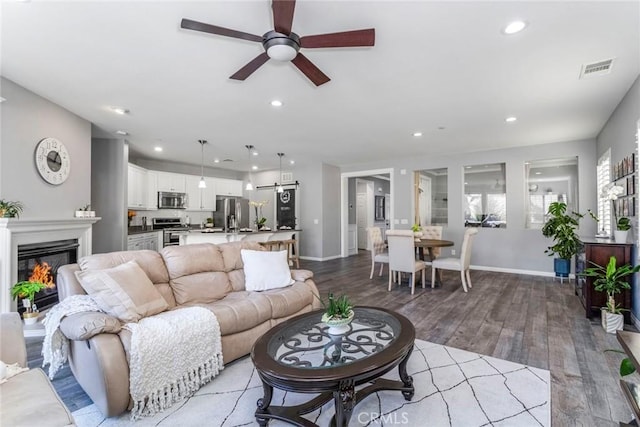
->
575, 239, 634, 324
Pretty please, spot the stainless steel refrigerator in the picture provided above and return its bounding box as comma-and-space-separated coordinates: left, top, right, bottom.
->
212, 197, 250, 232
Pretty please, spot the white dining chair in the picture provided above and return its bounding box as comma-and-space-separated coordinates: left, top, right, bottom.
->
386, 230, 426, 295
420, 225, 443, 262
367, 227, 389, 279
431, 228, 478, 292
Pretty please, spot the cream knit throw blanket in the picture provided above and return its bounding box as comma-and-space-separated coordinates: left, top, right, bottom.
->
125, 306, 223, 420
42, 294, 102, 379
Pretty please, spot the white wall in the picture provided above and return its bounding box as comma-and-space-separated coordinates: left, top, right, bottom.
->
0, 77, 91, 218
341, 138, 598, 274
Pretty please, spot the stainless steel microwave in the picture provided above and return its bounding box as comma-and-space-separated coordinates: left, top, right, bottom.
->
157, 192, 187, 209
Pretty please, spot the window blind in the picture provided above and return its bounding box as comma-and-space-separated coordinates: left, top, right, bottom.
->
597, 149, 612, 235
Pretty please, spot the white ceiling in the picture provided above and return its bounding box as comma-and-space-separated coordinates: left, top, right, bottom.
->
2, 1, 639, 172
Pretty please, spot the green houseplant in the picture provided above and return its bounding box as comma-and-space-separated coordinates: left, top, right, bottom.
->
615, 217, 631, 243
316, 292, 354, 334
542, 201, 585, 279
11, 280, 47, 324
581, 256, 640, 333
0, 199, 24, 218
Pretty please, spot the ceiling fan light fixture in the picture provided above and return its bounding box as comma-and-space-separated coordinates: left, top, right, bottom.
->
267, 44, 298, 61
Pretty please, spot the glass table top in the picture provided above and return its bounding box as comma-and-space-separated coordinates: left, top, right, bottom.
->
267, 307, 401, 369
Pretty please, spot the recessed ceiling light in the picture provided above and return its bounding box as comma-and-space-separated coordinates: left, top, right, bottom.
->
505, 116, 517, 123
110, 106, 129, 115
252, 165, 258, 170
464, 182, 468, 185
213, 158, 220, 163
503, 20, 527, 35
465, 166, 472, 169
154, 146, 163, 152
290, 160, 295, 165
413, 132, 423, 137
115, 130, 128, 135
252, 151, 259, 156
270, 100, 283, 107
0, 97, 6, 103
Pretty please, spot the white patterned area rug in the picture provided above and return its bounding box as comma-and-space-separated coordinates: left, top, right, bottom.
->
72, 339, 550, 426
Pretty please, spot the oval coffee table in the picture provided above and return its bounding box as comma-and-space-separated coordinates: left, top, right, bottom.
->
251, 306, 415, 427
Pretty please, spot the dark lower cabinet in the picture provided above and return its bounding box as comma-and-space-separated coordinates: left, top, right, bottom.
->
575, 239, 634, 324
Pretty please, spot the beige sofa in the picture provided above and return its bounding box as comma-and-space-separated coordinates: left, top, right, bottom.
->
56, 241, 321, 417
0, 313, 75, 427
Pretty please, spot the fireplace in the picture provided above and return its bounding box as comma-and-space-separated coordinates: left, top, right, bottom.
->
16, 239, 78, 314
0, 217, 99, 313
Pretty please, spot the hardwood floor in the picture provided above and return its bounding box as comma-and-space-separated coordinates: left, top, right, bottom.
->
28, 251, 637, 425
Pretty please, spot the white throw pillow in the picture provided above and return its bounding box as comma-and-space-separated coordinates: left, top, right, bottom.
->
241, 249, 295, 291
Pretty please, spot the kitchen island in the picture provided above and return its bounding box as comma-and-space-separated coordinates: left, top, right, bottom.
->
178, 229, 301, 246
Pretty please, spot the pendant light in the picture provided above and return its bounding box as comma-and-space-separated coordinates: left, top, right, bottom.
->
198, 140, 207, 189
245, 145, 254, 191
276, 152, 285, 193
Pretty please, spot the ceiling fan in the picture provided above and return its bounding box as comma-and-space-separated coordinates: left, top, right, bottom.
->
180, 0, 375, 86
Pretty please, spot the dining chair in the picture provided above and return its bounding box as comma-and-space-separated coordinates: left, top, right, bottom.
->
386, 230, 426, 295
367, 227, 389, 279
421, 225, 443, 261
431, 228, 478, 292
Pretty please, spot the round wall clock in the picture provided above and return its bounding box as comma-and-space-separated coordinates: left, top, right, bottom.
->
34, 137, 71, 185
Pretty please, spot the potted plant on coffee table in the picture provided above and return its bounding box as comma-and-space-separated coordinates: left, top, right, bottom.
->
581, 255, 640, 333
11, 280, 48, 324
542, 201, 585, 279
318, 292, 354, 335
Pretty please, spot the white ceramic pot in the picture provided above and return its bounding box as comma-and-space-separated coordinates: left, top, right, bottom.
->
322, 310, 354, 335
22, 312, 39, 325
614, 230, 629, 243
602, 309, 624, 334
75, 210, 85, 218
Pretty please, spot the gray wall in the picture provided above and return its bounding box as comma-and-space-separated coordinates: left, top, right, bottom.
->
91, 138, 128, 254
0, 77, 91, 217
342, 138, 598, 274
133, 158, 243, 180
596, 74, 640, 320
322, 163, 341, 257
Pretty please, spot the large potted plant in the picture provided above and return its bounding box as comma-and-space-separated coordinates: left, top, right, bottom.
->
581, 255, 640, 333
542, 201, 585, 279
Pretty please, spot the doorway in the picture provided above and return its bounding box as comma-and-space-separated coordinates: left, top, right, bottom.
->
356, 179, 374, 250
340, 169, 394, 258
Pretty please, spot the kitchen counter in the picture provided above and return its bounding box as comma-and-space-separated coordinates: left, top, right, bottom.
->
127, 226, 158, 235
179, 229, 301, 246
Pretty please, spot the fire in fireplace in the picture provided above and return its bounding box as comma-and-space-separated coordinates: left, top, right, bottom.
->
17, 239, 78, 314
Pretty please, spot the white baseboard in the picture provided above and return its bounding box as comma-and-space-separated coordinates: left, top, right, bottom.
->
469, 264, 559, 278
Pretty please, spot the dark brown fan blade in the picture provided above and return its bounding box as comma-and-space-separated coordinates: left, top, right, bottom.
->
291, 53, 330, 86
272, 0, 296, 35
181, 18, 263, 43
300, 28, 375, 48
230, 52, 270, 81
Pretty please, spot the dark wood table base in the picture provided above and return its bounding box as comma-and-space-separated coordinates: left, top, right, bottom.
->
255, 346, 415, 427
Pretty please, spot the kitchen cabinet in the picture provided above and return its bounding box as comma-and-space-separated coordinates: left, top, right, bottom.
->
215, 178, 243, 197
128, 164, 148, 209
157, 172, 186, 193
575, 239, 634, 323
128, 164, 157, 210
185, 175, 217, 211
127, 231, 161, 251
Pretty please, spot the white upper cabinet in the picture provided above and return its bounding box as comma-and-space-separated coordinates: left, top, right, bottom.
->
185, 175, 217, 211
157, 172, 186, 193
215, 178, 243, 197
128, 164, 148, 209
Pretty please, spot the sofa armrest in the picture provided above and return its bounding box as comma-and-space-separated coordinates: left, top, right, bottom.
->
291, 269, 314, 282
59, 312, 122, 341
0, 313, 27, 367
57, 263, 86, 301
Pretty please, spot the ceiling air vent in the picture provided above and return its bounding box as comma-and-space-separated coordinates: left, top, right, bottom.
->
282, 172, 293, 183
580, 59, 614, 78
222, 158, 233, 162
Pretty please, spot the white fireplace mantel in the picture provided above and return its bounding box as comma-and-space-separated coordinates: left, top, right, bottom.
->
0, 217, 100, 312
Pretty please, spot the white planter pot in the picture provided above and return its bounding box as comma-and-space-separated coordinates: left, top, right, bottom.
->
22, 312, 39, 325
75, 210, 85, 218
614, 230, 629, 243
602, 309, 624, 334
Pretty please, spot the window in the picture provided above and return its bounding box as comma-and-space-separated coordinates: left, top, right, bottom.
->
464, 163, 506, 228
414, 169, 448, 226
597, 149, 612, 235
525, 157, 578, 229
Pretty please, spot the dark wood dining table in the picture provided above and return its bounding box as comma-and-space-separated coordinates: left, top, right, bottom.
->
415, 238, 455, 286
